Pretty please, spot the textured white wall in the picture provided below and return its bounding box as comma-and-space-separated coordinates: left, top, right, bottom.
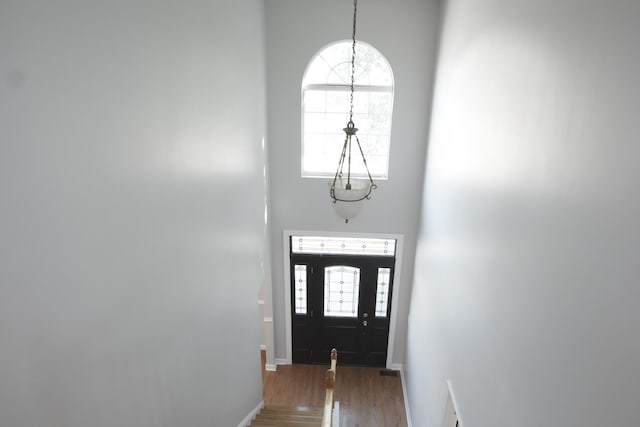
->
0, 1, 267, 426
264, 0, 441, 366
406, 0, 640, 426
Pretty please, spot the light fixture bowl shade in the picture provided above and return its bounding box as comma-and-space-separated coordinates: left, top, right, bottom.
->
329, 177, 373, 221
331, 177, 372, 201
333, 199, 364, 221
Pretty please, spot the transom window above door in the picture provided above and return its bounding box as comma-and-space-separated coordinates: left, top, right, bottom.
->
291, 235, 396, 256
301, 40, 394, 179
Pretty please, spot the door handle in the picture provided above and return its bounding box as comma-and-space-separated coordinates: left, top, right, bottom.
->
363, 320, 368, 326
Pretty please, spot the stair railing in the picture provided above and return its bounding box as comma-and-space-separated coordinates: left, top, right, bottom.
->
321, 348, 338, 427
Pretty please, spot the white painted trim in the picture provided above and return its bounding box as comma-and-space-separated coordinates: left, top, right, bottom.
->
443, 397, 455, 427
236, 400, 263, 427
260, 344, 267, 351
283, 232, 293, 364
275, 358, 288, 366
263, 314, 276, 372
399, 367, 413, 427
385, 234, 404, 369
264, 364, 277, 372
283, 230, 405, 368
445, 380, 464, 427
257, 299, 265, 305
390, 363, 403, 371
264, 317, 273, 322
332, 401, 340, 427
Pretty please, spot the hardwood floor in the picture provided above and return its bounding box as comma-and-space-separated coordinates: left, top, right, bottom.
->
260, 351, 408, 427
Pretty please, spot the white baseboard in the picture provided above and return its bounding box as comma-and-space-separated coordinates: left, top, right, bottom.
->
265, 364, 277, 372
275, 358, 288, 365
260, 344, 267, 350
399, 367, 413, 427
390, 363, 403, 371
236, 400, 263, 427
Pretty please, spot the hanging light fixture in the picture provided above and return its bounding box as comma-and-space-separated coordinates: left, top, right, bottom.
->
329, 0, 376, 223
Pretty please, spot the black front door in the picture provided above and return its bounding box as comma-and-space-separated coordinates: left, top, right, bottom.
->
291, 253, 395, 367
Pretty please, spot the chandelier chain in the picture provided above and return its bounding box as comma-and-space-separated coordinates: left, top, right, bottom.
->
349, 0, 357, 121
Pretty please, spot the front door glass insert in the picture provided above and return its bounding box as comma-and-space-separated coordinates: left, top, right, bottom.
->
324, 265, 360, 318
375, 267, 391, 317
294, 264, 308, 315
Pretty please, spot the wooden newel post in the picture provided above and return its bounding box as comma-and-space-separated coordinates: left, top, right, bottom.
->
325, 369, 336, 389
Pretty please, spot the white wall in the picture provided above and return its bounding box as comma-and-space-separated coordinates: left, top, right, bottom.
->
264, 0, 440, 366
0, 1, 267, 426
406, 0, 640, 425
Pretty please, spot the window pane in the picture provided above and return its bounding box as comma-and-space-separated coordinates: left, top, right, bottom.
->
302, 132, 343, 176
327, 61, 352, 85
303, 111, 326, 134
326, 91, 350, 113
324, 266, 360, 318
294, 265, 308, 315
301, 89, 392, 179
304, 90, 327, 113
375, 268, 391, 317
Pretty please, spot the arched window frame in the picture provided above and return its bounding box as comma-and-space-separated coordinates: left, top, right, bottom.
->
301, 40, 394, 180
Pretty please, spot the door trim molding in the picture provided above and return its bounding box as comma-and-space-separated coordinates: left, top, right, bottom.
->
282, 229, 405, 368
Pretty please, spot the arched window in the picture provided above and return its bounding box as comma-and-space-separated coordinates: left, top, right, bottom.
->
301, 40, 394, 179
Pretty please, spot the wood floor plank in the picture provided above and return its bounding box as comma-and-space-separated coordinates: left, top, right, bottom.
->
260, 351, 408, 427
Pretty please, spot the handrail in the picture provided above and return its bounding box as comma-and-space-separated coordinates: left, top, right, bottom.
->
321, 348, 338, 427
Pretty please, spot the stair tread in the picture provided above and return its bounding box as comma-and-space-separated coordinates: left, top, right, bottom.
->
249, 406, 324, 427
256, 414, 321, 419
262, 406, 322, 413
250, 421, 321, 426
259, 411, 321, 417
250, 422, 321, 426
